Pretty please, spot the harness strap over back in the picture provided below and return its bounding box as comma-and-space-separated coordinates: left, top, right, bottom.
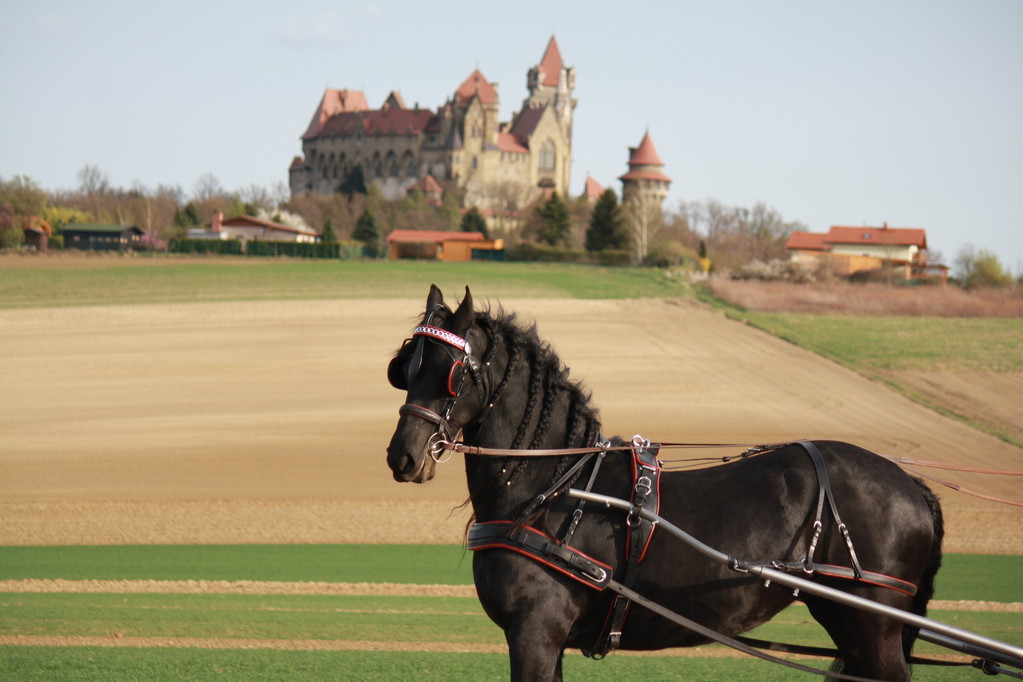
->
798, 440, 865, 580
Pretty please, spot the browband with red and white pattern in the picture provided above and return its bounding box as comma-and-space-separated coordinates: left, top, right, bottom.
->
413, 325, 469, 351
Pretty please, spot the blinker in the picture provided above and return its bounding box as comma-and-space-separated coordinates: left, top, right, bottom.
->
406, 336, 425, 386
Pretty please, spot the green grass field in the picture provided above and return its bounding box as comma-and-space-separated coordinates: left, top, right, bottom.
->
1, 545, 1019, 680
0, 259, 689, 308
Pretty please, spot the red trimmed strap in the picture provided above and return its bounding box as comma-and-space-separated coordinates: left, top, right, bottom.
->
468, 520, 613, 590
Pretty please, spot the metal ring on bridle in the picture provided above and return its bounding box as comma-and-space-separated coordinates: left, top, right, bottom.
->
429, 433, 453, 463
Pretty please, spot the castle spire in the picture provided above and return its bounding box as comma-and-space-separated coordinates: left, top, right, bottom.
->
620, 131, 670, 183
537, 36, 564, 87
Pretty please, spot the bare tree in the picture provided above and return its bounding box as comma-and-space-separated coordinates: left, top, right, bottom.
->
623, 190, 664, 264
192, 173, 224, 203
77, 165, 110, 196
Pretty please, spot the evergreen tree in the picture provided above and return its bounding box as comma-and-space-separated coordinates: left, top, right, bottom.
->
321, 219, 338, 244
585, 188, 623, 251
459, 206, 488, 236
353, 208, 381, 257
534, 191, 571, 246
172, 201, 202, 228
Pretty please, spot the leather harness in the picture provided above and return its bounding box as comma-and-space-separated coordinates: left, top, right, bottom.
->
467, 439, 919, 659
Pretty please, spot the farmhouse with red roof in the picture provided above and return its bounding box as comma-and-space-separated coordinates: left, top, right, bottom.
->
386, 229, 504, 262
787, 223, 946, 281
290, 37, 576, 215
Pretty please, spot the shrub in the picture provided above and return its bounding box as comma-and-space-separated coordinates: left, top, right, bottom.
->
592, 249, 631, 266
733, 259, 815, 283
244, 241, 345, 259
169, 238, 243, 255
506, 243, 587, 263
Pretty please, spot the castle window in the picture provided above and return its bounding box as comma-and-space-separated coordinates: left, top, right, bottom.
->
403, 152, 416, 176
539, 140, 555, 171
471, 156, 478, 170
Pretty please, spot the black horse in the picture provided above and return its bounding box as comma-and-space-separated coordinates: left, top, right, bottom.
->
386, 285, 943, 681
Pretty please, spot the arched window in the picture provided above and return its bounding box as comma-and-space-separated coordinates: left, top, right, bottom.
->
402, 151, 416, 176
386, 151, 399, 177
539, 140, 556, 172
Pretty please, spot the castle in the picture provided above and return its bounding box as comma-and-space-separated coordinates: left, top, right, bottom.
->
289, 37, 576, 213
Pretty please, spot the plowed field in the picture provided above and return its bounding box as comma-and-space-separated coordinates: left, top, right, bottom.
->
2, 296, 1020, 552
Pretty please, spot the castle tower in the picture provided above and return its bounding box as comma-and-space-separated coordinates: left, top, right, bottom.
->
526, 36, 577, 142
620, 131, 671, 262
619, 131, 671, 208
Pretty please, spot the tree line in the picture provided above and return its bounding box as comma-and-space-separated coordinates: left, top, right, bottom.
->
1, 166, 1017, 287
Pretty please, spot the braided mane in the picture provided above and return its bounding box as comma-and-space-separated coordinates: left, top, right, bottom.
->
455, 305, 604, 533
476, 304, 602, 450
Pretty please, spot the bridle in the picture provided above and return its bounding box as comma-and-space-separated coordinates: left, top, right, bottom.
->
390, 323, 484, 463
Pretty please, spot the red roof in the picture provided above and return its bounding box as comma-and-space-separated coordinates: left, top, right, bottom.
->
498, 132, 528, 153
214, 215, 316, 236
786, 231, 829, 251
537, 36, 563, 87
619, 131, 671, 183
455, 69, 498, 105
583, 176, 604, 199
628, 132, 665, 166
827, 225, 927, 249
508, 105, 545, 142
618, 168, 672, 182
407, 175, 444, 196
387, 230, 486, 244
316, 108, 436, 138
302, 89, 369, 139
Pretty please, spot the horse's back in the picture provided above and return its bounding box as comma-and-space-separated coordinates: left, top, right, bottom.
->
617, 440, 941, 649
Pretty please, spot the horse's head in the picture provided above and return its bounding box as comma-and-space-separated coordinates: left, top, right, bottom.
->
386, 284, 485, 482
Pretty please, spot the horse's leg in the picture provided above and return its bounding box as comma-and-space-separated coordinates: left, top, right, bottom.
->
475, 553, 580, 682
506, 614, 569, 682
805, 595, 911, 681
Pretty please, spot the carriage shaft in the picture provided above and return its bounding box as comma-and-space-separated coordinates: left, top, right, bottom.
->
568, 488, 1023, 666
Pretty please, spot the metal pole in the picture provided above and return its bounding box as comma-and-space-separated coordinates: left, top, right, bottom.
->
568, 488, 1023, 667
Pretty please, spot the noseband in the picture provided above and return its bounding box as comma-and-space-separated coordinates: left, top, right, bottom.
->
395, 324, 484, 463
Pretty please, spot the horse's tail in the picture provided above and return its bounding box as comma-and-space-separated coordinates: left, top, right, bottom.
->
903, 476, 944, 661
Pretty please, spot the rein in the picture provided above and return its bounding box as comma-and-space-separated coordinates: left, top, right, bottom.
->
436, 438, 1023, 506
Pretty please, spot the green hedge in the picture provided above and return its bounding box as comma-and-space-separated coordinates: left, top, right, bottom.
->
506, 243, 588, 263
592, 249, 631, 266
169, 238, 244, 255
167, 239, 367, 259
245, 241, 341, 258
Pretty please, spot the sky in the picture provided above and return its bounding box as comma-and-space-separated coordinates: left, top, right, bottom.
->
2, 1, 1021, 272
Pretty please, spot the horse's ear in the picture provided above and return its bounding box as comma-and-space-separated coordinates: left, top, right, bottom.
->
452, 286, 474, 334
426, 284, 446, 315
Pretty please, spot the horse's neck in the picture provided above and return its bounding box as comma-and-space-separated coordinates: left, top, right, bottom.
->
463, 325, 601, 521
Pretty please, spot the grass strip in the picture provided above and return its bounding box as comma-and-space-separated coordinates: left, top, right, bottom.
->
1, 593, 1016, 653
0, 645, 988, 681
0, 546, 1018, 603
0, 260, 689, 309
0, 545, 474, 585
0, 593, 496, 644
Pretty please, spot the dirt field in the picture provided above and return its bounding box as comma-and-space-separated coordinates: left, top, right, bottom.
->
1, 295, 1020, 553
